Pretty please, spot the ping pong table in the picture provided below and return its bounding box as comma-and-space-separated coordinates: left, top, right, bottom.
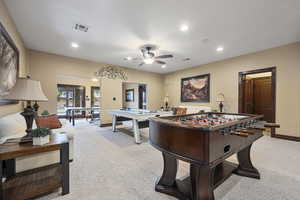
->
66, 107, 100, 126
107, 109, 172, 144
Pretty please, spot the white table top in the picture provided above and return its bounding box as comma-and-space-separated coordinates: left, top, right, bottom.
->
107, 109, 173, 121
65, 107, 100, 111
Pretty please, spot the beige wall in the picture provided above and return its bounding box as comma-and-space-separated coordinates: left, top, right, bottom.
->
164, 42, 300, 137
28, 50, 105, 114
28, 50, 165, 123
0, 0, 28, 117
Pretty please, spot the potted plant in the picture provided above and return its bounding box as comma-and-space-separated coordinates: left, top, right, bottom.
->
41, 110, 50, 116
31, 127, 52, 145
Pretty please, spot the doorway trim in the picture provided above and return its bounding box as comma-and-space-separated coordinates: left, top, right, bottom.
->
238, 67, 277, 136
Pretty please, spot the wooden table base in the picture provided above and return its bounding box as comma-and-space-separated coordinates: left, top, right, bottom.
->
0, 134, 70, 200
155, 145, 260, 200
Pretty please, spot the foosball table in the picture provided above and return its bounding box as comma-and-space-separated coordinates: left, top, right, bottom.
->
149, 112, 279, 200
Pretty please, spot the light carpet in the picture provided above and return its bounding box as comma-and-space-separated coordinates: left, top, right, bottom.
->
38, 120, 300, 200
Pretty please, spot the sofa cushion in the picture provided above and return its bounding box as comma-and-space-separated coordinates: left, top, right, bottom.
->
35, 114, 62, 129
0, 113, 27, 144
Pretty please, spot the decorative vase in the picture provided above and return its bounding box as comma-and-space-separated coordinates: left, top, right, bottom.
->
33, 135, 50, 145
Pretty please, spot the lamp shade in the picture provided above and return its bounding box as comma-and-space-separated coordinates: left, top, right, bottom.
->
216, 93, 225, 102
4, 78, 48, 101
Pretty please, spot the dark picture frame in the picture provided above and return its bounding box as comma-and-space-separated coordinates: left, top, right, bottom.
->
181, 74, 210, 102
0, 21, 19, 106
125, 89, 134, 102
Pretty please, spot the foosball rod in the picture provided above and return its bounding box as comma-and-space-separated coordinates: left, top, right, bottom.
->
236, 129, 256, 135
231, 131, 249, 137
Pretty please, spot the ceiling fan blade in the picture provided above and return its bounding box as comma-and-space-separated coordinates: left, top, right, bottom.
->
138, 62, 144, 67
155, 60, 166, 65
124, 57, 140, 61
155, 54, 173, 59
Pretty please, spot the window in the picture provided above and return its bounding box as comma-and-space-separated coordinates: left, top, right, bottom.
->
91, 86, 100, 107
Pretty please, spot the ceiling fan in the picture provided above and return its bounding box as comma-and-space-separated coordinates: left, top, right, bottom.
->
125, 44, 173, 67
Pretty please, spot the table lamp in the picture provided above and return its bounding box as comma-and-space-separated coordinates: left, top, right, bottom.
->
4, 77, 48, 136
164, 95, 169, 111
216, 93, 225, 113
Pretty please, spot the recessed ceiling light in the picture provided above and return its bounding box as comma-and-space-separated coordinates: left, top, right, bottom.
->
71, 42, 79, 48
180, 24, 189, 32
216, 46, 224, 52
162, 64, 167, 68
124, 57, 132, 61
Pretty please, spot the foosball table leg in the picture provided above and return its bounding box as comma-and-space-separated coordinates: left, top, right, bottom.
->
190, 164, 215, 200
156, 153, 178, 189
234, 144, 260, 179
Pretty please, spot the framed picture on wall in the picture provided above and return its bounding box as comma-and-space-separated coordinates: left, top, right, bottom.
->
125, 89, 134, 102
0, 22, 19, 106
181, 74, 210, 102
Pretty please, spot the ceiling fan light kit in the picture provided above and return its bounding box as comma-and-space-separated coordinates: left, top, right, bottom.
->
144, 58, 154, 64
125, 44, 174, 68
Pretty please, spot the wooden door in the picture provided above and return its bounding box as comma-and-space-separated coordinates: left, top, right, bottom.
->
138, 85, 147, 109
243, 79, 254, 114
253, 77, 273, 122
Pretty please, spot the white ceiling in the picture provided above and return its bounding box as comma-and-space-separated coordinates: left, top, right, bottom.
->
4, 0, 300, 74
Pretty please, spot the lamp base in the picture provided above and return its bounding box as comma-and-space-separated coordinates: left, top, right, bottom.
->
20, 104, 36, 137
219, 101, 224, 113
165, 102, 169, 111
33, 101, 39, 112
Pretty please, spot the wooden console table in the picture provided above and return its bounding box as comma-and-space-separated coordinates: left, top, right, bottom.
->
0, 133, 69, 200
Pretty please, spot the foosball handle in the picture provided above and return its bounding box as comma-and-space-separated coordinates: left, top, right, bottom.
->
264, 123, 280, 128
237, 129, 256, 135
249, 126, 266, 131
231, 132, 248, 137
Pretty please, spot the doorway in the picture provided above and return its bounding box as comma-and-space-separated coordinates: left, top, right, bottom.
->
238, 67, 276, 133
57, 84, 86, 117
122, 82, 147, 110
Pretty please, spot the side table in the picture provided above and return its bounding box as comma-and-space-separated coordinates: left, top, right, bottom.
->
0, 133, 69, 200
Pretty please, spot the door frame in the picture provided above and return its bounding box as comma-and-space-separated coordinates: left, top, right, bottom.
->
238, 67, 276, 135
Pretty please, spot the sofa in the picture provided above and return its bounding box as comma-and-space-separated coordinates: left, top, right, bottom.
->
178, 105, 212, 114
0, 113, 74, 173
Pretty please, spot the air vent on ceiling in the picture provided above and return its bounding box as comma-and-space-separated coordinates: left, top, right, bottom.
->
74, 23, 89, 32
183, 58, 191, 61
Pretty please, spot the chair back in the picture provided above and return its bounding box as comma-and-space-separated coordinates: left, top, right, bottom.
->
174, 107, 187, 115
